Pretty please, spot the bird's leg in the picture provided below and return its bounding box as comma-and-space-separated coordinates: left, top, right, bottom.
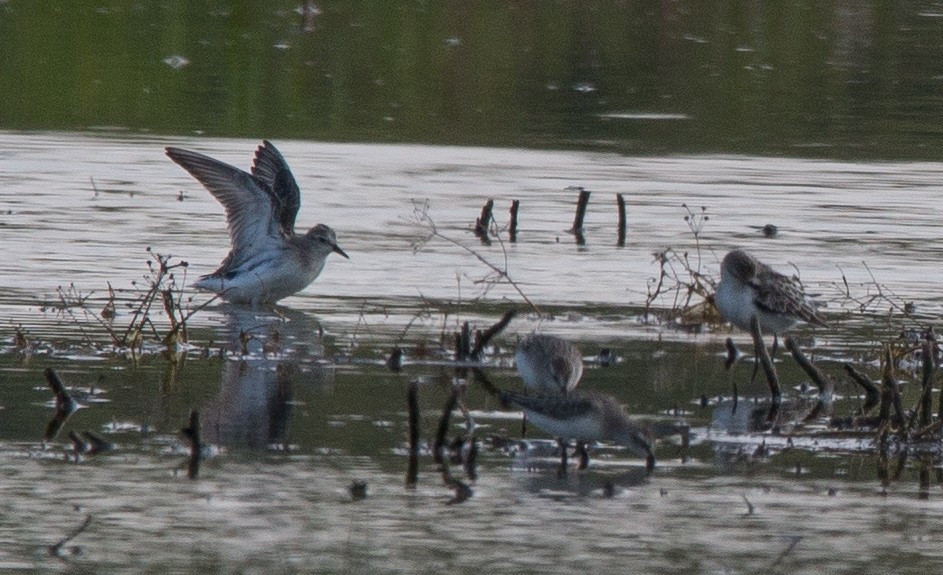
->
749, 315, 781, 402
644, 447, 656, 473
557, 438, 569, 477
575, 441, 590, 470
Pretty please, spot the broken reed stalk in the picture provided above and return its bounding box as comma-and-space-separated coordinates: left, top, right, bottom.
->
405, 380, 420, 488
433, 386, 461, 465
181, 410, 201, 480
844, 364, 880, 414
473, 199, 494, 240
749, 316, 781, 403
784, 336, 830, 395
616, 193, 627, 247
570, 188, 590, 245
470, 309, 516, 360
508, 200, 520, 243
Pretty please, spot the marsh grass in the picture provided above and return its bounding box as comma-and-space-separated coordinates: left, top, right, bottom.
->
644, 204, 716, 328
43, 248, 216, 355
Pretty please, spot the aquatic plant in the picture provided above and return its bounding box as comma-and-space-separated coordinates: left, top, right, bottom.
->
643, 204, 716, 328
45, 248, 216, 355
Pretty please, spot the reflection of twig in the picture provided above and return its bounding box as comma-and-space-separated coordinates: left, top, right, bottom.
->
49, 514, 92, 557
410, 200, 540, 314
43, 368, 79, 443
771, 535, 802, 567
180, 410, 202, 480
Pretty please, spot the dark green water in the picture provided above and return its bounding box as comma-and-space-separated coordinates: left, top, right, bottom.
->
3, 1, 943, 158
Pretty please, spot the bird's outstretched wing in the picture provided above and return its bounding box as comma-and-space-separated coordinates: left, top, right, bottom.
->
251, 140, 301, 238
166, 146, 281, 271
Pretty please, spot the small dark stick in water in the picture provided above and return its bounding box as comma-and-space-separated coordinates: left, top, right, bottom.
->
616, 193, 627, 247
180, 410, 202, 480
569, 187, 590, 245
509, 200, 520, 242
386, 347, 404, 372
474, 198, 494, 240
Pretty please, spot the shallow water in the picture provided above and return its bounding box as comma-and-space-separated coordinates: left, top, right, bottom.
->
2, 131, 943, 573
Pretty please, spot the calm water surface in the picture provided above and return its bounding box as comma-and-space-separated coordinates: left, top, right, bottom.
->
2, 131, 943, 573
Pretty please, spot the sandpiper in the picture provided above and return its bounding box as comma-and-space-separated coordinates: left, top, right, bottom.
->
166, 141, 348, 306
515, 334, 584, 396
714, 249, 826, 337
501, 390, 655, 472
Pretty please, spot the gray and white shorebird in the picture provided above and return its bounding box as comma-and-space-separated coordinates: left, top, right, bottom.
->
714, 248, 826, 339
515, 334, 584, 396
501, 390, 655, 472
166, 141, 348, 306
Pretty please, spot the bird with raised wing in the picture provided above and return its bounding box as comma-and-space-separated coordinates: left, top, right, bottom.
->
166, 141, 348, 306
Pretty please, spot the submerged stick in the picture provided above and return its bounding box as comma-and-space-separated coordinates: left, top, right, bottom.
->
405, 380, 420, 488
508, 200, 520, 243
749, 316, 781, 403
784, 336, 830, 395
569, 187, 590, 232
616, 193, 627, 247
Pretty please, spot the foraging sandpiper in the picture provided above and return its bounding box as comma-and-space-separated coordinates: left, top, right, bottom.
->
501, 390, 655, 472
714, 249, 825, 337
166, 141, 348, 306
515, 334, 584, 396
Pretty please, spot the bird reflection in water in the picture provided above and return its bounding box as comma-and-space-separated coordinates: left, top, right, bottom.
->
200, 305, 334, 450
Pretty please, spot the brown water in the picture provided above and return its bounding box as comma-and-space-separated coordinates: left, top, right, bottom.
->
2, 131, 943, 573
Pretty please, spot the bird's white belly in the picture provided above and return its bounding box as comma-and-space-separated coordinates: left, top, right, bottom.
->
195, 252, 325, 305
526, 411, 602, 441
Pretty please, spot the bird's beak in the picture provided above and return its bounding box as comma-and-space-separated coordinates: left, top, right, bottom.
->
332, 244, 350, 259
